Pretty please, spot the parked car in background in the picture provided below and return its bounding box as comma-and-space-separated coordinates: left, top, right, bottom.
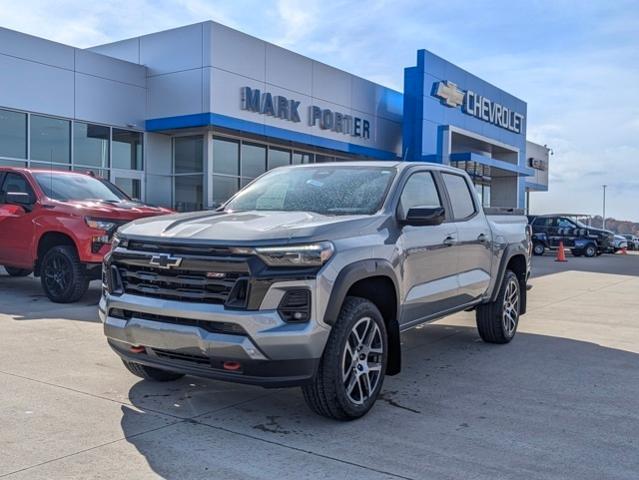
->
621, 234, 639, 250
0, 167, 173, 303
101, 161, 531, 420
528, 214, 614, 257
613, 235, 629, 253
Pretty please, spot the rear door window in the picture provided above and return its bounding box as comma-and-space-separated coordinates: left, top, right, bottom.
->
442, 173, 476, 220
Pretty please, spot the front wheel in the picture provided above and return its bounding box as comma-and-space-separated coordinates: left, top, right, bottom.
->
476, 270, 521, 344
532, 243, 545, 256
302, 297, 387, 420
584, 243, 597, 257
40, 245, 90, 303
4, 266, 33, 277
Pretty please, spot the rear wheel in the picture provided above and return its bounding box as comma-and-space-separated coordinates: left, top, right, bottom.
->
4, 266, 32, 277
40, 245, 90, 303
122, 360, 185, 382
584, 243, 597, 258
302, 297, 387, 420
476, 270, 520, 344
532, 243, 545, 256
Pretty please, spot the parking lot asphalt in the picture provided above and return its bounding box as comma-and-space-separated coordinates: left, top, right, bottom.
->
1, 254, 639, 479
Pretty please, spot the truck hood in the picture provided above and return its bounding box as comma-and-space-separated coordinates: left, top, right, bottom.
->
120, 210, 382, 244
46, 199, 173, 221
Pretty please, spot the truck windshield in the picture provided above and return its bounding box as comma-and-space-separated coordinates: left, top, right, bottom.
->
33, 172, 123, 202
225, 166, 396, 215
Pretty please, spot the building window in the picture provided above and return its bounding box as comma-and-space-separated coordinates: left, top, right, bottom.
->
315, 154, 335, 163
30, 115, 71, 164
268, 147, 291, 169
74, 122, 109, 168
173, 135, 204, 211
112, 129, 142, 170
0, 109, 27, 159
241, 142, 266, 180
292, 151, 313, 164
212, 175, 238, 206
174, 135, 203, 174
213, 137, 239, 175
175, 175, 203, 212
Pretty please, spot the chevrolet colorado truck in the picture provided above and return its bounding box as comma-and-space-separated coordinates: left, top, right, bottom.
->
100, 161, 531, 420
0, 167, 171, 302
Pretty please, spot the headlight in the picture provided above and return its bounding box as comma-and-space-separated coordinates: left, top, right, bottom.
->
252, 241, 335, 267
111, 233, 121, 250
85, 217, 117, 232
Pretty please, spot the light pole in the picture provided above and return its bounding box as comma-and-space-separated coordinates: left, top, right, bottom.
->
602, 185, 607, 230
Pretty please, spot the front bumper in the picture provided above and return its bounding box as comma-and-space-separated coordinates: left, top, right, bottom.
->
99, 287, 329, 388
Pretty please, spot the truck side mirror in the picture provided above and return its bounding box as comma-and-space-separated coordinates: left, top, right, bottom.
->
399, 207, 445, 226
5, 192, 33, 212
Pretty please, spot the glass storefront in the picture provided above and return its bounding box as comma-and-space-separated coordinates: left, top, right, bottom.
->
30, 115, 71, 164
74, 122, 109, 168
0, 109, 27, 159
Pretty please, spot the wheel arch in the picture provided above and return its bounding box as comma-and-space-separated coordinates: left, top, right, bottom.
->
491, 248, 528, 315
35, 231, 77, 276
324, 259, 402, 376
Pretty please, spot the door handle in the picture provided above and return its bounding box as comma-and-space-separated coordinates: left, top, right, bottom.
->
443, 236, 456, 247
477, 233, 488, 243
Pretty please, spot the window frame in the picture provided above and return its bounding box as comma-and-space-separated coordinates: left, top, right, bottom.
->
396, 170, 444, 220
439, 171, 478, 222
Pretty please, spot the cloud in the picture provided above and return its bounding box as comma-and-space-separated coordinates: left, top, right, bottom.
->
0, 0, 637, 220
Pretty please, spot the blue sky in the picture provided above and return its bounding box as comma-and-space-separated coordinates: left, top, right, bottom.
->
2, 0, 638, 220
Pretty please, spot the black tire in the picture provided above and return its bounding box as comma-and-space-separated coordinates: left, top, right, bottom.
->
4, 266, 32, 277
532, 243, 545, 256
302, 297, 387, 420
571, 249, 583, 257
476, 270, 521, 344
584, 243, 597, 258
40, 245, 90, 303
122, 359, 185, 382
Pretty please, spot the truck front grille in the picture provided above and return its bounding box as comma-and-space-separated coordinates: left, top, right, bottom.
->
116, 265, 246, 305
112, 247, 249, 308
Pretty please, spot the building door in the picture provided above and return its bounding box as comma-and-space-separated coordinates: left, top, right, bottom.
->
110, 170, 144, 201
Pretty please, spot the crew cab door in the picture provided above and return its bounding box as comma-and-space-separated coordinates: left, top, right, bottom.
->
0, 172, 38, 268
441, 172, 492, 302
396, 170, 460, 325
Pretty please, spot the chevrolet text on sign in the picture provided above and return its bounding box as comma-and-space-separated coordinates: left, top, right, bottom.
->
433, 80, 524, 134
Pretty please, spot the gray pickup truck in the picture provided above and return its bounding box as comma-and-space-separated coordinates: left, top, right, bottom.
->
100, 161, 531, 420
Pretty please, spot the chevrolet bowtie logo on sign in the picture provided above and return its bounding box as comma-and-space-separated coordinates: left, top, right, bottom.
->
432, 80, 525, 134
149, 254, 183, 269
434, 81, 465, 108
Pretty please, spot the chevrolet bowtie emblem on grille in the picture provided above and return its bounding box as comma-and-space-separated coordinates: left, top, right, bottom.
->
149, 254, 183, 269
434, 80, 465, 108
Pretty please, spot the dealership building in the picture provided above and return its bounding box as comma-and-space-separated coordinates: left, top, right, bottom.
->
0, 21, 549, 211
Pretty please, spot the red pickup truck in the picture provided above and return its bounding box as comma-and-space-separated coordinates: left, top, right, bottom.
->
0, 167, 172, 303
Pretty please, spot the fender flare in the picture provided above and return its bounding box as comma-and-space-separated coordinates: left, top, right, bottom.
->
490, 245, 528, 315
323, 259, 402, 376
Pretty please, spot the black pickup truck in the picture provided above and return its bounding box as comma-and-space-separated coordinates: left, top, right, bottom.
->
528, 214, 614, 257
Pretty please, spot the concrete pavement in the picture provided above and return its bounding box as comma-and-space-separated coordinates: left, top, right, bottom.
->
1, 256, 638, 479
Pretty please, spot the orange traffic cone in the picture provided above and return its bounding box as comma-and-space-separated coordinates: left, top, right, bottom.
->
555, 241, 568, 262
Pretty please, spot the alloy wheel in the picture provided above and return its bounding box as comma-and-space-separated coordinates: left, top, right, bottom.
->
341, 317, 384, 405
43, 253, 71, 297
502, 278, 520, 337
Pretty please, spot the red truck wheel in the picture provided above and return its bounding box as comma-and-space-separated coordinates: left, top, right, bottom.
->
40, 245, 90, 303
